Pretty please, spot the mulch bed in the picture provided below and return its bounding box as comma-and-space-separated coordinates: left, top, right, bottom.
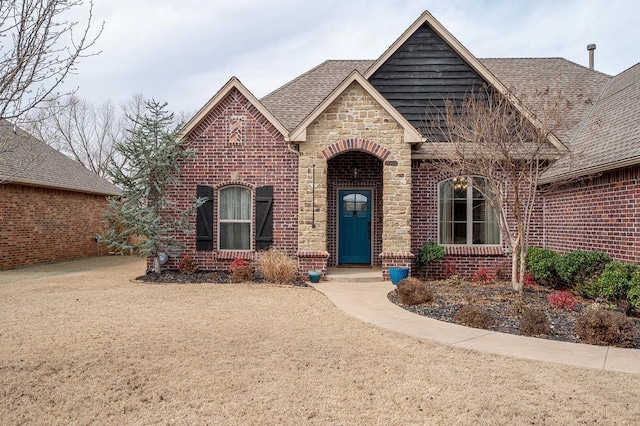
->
136, 269, 310, 287
388, 279, 640, 348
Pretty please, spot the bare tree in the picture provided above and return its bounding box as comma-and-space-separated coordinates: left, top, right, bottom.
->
424, 86, 571, 292
26, 93, 146, 177
0, 0, 102, 123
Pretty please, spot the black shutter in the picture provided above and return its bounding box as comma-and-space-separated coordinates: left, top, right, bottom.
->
255, 186, 274, 250
196, 185, 214, 251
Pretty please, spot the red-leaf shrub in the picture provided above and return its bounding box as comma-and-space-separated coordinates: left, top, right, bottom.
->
229, 258, 248, 272
442, 263, 457, 279
178, 256, 199, 275
547, 291, 576, 311
524, 272, 537, 287
472, 267, 495, 285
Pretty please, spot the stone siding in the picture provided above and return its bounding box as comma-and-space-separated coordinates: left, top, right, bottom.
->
299, 82, 413, 268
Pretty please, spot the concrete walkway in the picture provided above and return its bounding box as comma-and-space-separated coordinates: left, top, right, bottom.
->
312, 279, 640, 374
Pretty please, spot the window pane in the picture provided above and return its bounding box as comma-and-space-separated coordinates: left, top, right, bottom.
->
220, 187, 251, 220
343, 193, 367, 211
220, 223, 250, 250
439, 176, 500, 246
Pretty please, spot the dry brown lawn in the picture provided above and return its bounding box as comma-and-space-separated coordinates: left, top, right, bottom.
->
1, 257, 639, 425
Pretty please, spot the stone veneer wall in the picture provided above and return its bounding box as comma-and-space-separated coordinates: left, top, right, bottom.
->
298, 82, 413, 275
0, 183, 109, 270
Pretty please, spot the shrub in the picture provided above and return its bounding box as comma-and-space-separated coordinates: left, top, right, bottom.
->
230, 266, 253, 283
472, 267, 495, 285
415, 242, 445, 278
229, 258, 248, 272
523, 272, 537, 287
178, 256, 198, 275
554, 250, 611, 288
547, 291, 576, 311
628, 271, 640, 310
453, 305, 495, 329
525, 247, 560, 287
441, 262, 457, 279
257, 248, 297, 284
519, 309, 551, 337
576, 309, 638, 348
586, 261, 638, 300
396, 277, 434, 305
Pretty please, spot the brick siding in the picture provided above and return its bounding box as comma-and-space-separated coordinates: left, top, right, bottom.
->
543, 166, 640, 263
411, 160, 544, 279
165, 87, 298, 271
0, 183, 109, 270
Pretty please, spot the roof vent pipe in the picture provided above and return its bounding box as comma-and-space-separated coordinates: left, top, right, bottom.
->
587, 44, 596, 70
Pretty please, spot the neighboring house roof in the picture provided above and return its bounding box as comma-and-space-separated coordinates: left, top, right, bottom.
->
0, 119, 120, 196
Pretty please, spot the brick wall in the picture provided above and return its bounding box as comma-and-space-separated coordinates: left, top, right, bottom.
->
543, 166, 640, 263
411, 160, 544, 279
0, 183, 109, 270
165, 87, 298, 271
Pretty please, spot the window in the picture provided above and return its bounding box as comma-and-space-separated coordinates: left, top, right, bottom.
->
439, 177, 500, 245
219, 186, 251, 250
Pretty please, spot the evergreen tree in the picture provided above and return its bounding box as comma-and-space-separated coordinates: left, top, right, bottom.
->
102, 100, 202, 273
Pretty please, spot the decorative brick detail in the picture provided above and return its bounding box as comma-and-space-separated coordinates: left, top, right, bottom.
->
216, 251, 255, 260
0, 183, 110, 270
320, 138, 391, 161
227, 116, 245, 145
444, 246, 505, 256
379, 251, 414, 281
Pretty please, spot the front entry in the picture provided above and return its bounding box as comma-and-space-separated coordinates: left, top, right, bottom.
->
338, 189, 372, 264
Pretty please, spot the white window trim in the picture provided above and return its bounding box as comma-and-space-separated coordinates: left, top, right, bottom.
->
437, 176, 502, 247
217, 185, 253, 251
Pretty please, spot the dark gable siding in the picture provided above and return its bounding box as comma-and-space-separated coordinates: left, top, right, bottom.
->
369, 23, 487, 136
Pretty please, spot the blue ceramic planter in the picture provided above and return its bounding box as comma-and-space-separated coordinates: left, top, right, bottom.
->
389, 267, 409, 285
308, 270, 322, 283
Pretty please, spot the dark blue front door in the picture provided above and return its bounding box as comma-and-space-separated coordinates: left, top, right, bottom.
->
338, 190, 371, 264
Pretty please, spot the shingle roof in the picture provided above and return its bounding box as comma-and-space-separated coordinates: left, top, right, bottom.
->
260, 57, 637, 181
0, 119, 120, 195
480, 58, 611, 144
543, 62, 640, 180
261, 60, 373, 131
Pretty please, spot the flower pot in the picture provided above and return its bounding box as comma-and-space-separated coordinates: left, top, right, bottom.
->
308, 270, 322, 283
388, 267, 409, 285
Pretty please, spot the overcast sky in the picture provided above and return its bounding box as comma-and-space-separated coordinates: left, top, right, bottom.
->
65, 0, 640, 115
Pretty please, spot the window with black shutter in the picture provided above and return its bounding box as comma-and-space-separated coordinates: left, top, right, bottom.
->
255, 186, 274, 250
196, 185, 214, 251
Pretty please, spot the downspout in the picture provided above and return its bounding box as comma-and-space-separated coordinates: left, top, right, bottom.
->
312, 163, 316, 228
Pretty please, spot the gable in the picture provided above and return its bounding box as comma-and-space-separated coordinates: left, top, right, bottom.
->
180, 77, 288, 143
368, 22, 487, 135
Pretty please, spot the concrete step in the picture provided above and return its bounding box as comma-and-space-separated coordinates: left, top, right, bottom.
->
325, 267, 384, 283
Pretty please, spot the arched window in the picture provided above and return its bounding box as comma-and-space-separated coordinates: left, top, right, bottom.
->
439, 177, 500, 245
219, 186, 252, 250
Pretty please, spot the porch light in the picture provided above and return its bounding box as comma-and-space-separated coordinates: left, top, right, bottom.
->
350, 163, 360, 179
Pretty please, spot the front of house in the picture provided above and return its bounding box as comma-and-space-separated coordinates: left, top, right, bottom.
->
166, 11, 640, 279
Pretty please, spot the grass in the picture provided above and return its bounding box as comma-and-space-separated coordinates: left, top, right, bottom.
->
0, 257, 639, 424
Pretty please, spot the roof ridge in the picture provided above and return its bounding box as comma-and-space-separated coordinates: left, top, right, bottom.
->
481, 57, 612, 77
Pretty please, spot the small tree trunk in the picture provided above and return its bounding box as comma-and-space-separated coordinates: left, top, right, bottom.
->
152, 256, 161, 274
511, 251, 520, 292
